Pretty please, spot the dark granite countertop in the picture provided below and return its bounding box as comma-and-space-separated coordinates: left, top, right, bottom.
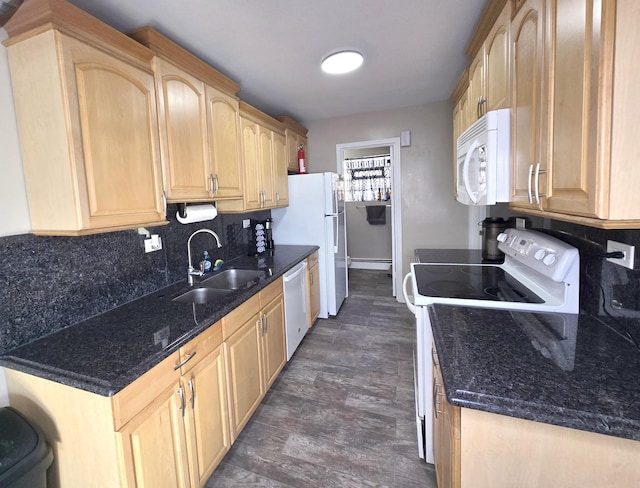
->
0, 245, 318, 397
413, 248, 503, 264
429, 304, 640, 441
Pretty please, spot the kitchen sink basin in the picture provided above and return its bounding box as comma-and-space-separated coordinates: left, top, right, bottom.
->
200, 269, 265, 290
173, 287, 232, 305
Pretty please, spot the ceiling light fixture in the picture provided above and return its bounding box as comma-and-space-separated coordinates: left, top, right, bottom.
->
321, 50, 364, 74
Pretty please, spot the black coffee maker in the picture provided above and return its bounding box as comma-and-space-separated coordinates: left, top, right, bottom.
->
481, 217, 507, 261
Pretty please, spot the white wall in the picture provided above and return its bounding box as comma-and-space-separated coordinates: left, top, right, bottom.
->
307, 101, 482, 277
0, 29, 31, 237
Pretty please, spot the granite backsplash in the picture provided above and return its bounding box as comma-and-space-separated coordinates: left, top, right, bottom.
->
0, 205, 270, 354
490, 204, 640, 323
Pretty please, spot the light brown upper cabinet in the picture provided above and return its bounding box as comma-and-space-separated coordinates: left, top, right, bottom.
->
509, 0, 548, 212
510, 0, 640, 227
130, 27, 243, 203
218, 102, 286, 212
450, 69, 470, 199
3, 0, 167, 235
276, 116, 309, 174
466, 0, 511, 122
272, 130, 289, 207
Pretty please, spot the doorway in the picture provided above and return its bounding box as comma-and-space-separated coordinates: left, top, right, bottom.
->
336, 138, 403, 300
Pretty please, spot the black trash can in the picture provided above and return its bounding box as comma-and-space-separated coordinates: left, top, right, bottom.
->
0, 407, 53, 488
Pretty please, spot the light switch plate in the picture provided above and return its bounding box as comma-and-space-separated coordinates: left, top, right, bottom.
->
243, 219, 250, 228
606, 240, 635, 269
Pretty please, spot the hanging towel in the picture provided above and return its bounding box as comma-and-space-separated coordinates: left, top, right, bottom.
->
365, 205, 386, 225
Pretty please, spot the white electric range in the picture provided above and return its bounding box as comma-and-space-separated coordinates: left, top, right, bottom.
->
402, 228, 580, 463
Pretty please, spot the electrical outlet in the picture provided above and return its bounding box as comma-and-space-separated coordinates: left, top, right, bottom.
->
243, 219, 250, 229
606, 240, 635, 269
144, 235, 162, 253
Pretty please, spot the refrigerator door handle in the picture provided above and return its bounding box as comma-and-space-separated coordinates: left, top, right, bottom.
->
333, 215, 339, 253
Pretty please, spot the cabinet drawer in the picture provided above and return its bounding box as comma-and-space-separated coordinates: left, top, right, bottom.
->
222, 294, 260, 340
307, 251, 318, 268
260, 277, 283, 307
178, 321, 223, 374
111, 350, 180, 430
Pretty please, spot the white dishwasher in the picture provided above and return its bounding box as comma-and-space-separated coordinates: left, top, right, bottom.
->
283, 260, 309, 360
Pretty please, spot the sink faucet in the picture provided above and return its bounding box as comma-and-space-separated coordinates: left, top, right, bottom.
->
187, 229, 222, 285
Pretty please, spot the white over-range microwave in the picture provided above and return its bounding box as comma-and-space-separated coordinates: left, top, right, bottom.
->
456, 108, 510, 205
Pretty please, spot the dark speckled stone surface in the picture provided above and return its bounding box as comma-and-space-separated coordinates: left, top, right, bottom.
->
0, 245, 317, 397
429, 304, 640, 441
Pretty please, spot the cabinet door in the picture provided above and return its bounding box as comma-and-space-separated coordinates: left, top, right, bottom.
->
117, 383, 190, 488
307, 263, 320, 328
206, 85, 244, 199
225, 315, 264, 440
468, 50, 485, 121
240, 117, 262, 210
262, 294, 286, 388
60, 35, 165, 232
273, 130, 289, 207
510, 0, 547, 210
433, 351, 461, 488
285, 129, 299, 173
155, 58, 211, 202
485, 1, 511, 112
544, 0, 611, 218
183, 344, 230, 487
258, 126, 276, 208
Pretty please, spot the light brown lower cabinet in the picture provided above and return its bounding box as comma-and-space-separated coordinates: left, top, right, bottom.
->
223, 278, 285, 440
306, 251, 320, 328
431, 346, 640, 488
4, 278, 287, 488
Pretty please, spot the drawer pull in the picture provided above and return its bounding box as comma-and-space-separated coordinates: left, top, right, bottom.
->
174, 352, 196, 370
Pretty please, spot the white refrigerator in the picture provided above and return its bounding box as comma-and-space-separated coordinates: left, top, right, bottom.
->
272, 172, 348, 318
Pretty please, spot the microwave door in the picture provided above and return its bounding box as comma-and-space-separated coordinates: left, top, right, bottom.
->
458, 140, 488, 205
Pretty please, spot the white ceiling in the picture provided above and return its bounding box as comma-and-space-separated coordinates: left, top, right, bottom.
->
68, 0, 487, 126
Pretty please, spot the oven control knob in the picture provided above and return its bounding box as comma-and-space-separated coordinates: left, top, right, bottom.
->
543, 253, 557, 266
534, 249, 546, 261
497, 232, 509, 243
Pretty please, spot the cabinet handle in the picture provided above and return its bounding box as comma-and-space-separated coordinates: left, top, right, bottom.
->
534, 163, 547, 205
527, 164, 534, 204
476, 97, 481, 119
177, 386, 185, 417
433, 383, 440, 419
208, 174, 215, 197
258, 316, 264, 336
263, 313, 268, 333
276, 192, 280, 203
161, 190, 167, 216
188, 378, 195, 410
214, 175, 219, 194
431, 348, 439, 367
173, 351, 197, 371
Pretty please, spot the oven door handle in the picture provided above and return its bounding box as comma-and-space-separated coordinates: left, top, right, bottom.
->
403, 272, 417, 315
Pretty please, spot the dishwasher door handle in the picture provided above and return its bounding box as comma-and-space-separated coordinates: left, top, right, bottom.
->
283, 261, 307, 282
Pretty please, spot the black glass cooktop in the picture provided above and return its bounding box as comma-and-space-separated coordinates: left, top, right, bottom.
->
414, 264, 544, 303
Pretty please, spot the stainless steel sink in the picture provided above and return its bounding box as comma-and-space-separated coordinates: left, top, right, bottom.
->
200, 269, 265, 290
173, 287, 232, 304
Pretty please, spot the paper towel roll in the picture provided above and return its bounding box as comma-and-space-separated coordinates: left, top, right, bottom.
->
176, 203, 217, 224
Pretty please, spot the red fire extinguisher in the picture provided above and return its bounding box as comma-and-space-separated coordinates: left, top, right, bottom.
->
298, 145, 307, 174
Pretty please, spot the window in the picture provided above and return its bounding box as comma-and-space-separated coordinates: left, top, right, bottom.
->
343, 155, 391, 202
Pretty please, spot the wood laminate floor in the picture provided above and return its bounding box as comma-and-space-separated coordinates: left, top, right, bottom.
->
206, 269, 437, 487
